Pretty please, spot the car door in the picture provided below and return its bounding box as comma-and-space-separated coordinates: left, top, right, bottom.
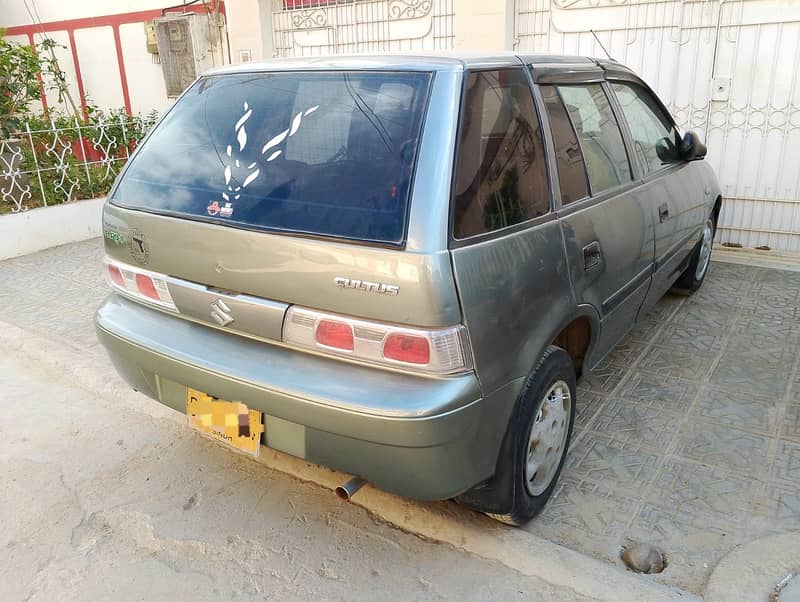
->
448, 66, 575, 394
536, 79, 654, 363
608, 78, 706, 303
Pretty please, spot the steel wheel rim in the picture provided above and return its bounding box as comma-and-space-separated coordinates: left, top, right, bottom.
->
525, 380, 571, 496
695, 219, 714, 280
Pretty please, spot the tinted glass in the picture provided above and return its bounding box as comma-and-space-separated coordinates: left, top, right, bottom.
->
540, 85, 590, 205
111, 71, 431, 244
611, 82, 681, 173
557, 84, 632, 194
453, 68, 550, 239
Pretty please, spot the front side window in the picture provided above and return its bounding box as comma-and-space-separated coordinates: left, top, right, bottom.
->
556, 84, 632, 195
111, 71, 431, 245
611, 82, 681, 174
452, 68, 550, 239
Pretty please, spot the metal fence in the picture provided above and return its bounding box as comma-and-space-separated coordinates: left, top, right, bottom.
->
271, 0, 455, 57
0, 115, 158, 214
513, 0, 800, 252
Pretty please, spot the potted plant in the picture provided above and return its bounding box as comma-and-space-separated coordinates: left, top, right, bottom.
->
0, 31, 43, 212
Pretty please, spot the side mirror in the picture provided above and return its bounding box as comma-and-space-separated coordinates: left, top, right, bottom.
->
680, 131, 707, 161
655, 136, 678, 163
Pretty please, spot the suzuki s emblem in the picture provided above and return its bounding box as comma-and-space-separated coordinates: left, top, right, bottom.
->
210, 298, 234, 326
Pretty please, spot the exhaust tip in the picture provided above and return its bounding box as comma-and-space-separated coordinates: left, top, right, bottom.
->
336, 477, 366, 501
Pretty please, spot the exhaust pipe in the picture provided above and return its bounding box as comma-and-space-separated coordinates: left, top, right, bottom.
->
335, 477, 367, 501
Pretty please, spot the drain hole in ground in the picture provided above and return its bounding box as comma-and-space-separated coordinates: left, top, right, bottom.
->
620, 542, 667, 574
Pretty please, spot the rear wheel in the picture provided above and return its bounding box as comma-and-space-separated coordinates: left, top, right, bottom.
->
457, 346, 576, 526
672, 216, 715, 293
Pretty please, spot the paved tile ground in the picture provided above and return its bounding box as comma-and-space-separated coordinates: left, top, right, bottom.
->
2, 238, 799, 593
528, 260, 800, 591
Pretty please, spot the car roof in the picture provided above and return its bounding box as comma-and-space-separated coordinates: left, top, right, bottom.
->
204, 51, 635, 76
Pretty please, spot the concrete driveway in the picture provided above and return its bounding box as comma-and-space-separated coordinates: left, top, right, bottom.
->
0, 241, 592, 602
1, 238, 798, 597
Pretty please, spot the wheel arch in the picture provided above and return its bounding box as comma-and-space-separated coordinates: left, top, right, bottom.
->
548, 304, 602, 377
712, 194, 722, 226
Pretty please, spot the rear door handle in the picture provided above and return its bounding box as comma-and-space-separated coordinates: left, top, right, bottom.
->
658, 203, 670, 223
583, 241, 601, 270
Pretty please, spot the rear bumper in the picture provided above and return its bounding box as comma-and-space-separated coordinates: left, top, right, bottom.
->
95, 294, 521, 500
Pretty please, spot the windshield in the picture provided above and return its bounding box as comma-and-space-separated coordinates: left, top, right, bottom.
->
111, 70, 432, 244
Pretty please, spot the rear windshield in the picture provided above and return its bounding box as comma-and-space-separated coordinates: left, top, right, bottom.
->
111, 71, 432, 244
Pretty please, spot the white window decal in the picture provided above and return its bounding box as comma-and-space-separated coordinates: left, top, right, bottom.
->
207, 101, 319, 218
262, 128, 289, 154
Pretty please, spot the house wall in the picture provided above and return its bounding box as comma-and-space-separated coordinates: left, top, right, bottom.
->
4, 0, 798, 250
0, 0, 230, 117
513, 0, 800, 251
262, 0, 800, 250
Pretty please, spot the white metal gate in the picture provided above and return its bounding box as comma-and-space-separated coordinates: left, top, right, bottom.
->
514, 0, 800, 251
271, 0, 455, 57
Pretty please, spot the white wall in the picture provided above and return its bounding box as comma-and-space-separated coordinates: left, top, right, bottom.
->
0, 0, 230, 116
0, 0, 168, 27
514, 0, 800, 251
118, 22, 172, 115
0, 198, 105, 261
227, 0, 269, 62
74, 27, 125, 110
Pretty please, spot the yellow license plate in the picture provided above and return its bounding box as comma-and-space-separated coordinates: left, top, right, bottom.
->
187, 388, 264, 457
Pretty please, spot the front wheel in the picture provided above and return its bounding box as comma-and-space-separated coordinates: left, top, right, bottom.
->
456, 346, 576, 526
672, 216, 715, 293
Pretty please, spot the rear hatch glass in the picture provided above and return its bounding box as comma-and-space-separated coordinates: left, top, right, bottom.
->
111, 70, 432, 245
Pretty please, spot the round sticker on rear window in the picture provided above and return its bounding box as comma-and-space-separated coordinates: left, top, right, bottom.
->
128, 229, 149, 265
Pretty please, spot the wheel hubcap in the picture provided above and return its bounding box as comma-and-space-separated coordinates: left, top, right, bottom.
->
525, 380, 572, 496
695, 219, 714, 280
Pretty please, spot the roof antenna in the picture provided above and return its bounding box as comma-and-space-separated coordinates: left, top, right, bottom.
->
590, 30, 614, 61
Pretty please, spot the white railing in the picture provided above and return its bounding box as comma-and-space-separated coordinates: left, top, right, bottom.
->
513, 0, 800, 252
271, 0, 454, 57
0, 114, 158, 214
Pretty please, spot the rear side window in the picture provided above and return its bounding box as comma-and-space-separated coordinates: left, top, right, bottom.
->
111, 71, 432, 245
452, 68, 550, 239
611, 82, 681, 174
539, 85, 589, 205
556, 84, 632, 195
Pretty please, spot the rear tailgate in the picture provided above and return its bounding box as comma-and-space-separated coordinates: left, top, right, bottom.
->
103, 203, 461, 337
102, 66, 462, 340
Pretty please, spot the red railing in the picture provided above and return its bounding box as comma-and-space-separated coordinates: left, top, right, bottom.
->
283, 0, 338, 9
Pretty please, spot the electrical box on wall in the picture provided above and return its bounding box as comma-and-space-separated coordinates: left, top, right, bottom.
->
144, 21, 159, 55
154, 13, 215, 97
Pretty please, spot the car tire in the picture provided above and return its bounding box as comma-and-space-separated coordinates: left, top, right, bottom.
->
456, 345, 576, 526
672, 215, 716, 294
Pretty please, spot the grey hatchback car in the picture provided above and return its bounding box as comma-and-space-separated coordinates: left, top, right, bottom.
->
96, 52, 721, 525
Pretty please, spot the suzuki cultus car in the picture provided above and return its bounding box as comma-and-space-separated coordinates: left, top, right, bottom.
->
97, 53, 720, 525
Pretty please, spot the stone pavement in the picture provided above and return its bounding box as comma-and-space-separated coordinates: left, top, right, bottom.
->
1, 238, 798, 594
527, 260, 800, 592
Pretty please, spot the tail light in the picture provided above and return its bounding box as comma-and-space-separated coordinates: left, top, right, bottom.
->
135, 273, 160, 300
108, 264, 125, 288
104, 257, 177, 311
383, 332, 430, 364
283, 306, 473, 375
315, 319, 354, 350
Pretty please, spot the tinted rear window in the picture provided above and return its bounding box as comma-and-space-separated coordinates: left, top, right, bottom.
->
111, 71, 432, 244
